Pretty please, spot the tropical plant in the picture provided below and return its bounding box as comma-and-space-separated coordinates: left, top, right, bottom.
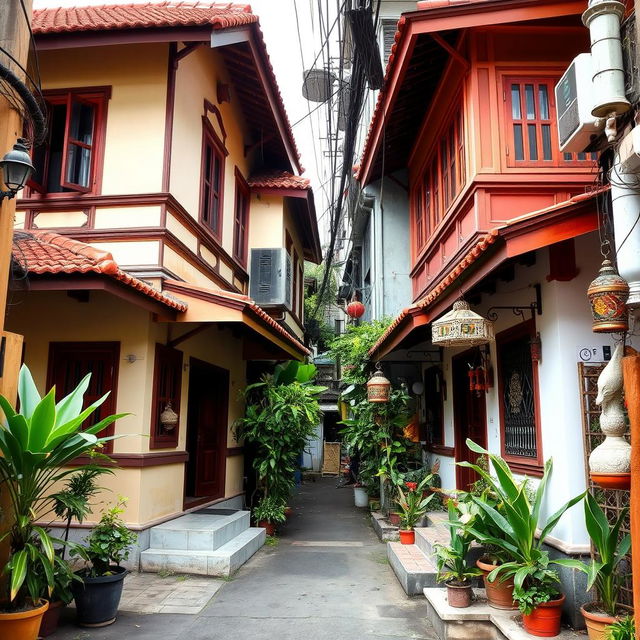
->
304, 261, 338, 351
604, 616, 635, 640
0, 365, 125, 610
434, 501, 482, 586
555, 493, 631, 617
396, 477, 435, 530
31, 551, 78, 605
253, 494, 287, 524
513, 575, 562, 615
71, 498, 137, 577
235, 361, 325, 505
459, 440, 585, 598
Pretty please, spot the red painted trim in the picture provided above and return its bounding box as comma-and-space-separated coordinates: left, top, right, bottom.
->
425, 444, 455, 457
162, 42, 177, 192
233, 167, 250, 266
67, 450, 189, 468
199, 115, 227, 241
226, 446, 244, 457
149, 343, 183, 450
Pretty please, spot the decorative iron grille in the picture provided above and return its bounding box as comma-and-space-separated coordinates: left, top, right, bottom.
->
579, 362, 632, 606
500, 335, 538, 458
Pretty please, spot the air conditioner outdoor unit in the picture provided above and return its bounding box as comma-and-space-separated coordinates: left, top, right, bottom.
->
555, 53, 601, 153
249, 248, 292, 309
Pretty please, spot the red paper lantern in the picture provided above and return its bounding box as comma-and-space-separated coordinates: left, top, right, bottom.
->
346, 300, 365, 319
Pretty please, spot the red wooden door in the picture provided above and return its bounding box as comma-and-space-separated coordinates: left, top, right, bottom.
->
186, 358, 228, 499
453, 350, 487, 490
47, 342, 120, 453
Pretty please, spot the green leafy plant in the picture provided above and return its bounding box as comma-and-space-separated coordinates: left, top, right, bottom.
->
0, 365, 126, 610
459, 439, 584, 603
434, 501, 482, 586
556, 493, 630, 617
396, 477, 435, 530
513, 576, 561, 615
252, 495, 286, 524
31, 551, 78, 605
72, 498, 137, 577
604, 616, 635, 640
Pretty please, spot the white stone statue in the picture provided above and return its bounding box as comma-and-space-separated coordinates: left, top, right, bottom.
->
589, 344, 631, 474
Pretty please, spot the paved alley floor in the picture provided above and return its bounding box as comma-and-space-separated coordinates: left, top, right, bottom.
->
52, 478, 436, 640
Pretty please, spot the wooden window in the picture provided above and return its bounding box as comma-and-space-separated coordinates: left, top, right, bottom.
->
505, 77, 597, 167
150, 343, 183, 449
200, 120, 226, 238
29, 87, 110, 195
297, 258, 304, 320
496, 320, 543, 474
233, 169, 250, 265
47, 342, 119, 454
414, 186, 425, 251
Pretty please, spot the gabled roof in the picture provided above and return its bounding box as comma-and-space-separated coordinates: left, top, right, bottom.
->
13, 230, 188, 311
33, 2, 303, 174
248, 171, 311, 191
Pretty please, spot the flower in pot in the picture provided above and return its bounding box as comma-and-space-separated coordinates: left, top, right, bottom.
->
0, 366, 125, 640
396, 478, 435, 544
603, 616, 635, 640
433, 502, 482, 608
253, 495, 287, 536
460, 439, 584, 618
70, 498, 137, 627
557, 493, 632, 640
513, 568, 566, 637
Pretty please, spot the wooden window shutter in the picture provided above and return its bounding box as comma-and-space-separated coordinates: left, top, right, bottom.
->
150, 343, 183, 449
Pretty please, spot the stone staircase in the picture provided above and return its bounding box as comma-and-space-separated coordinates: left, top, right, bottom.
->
387, 512, 483, 595
140, 510, 265, 577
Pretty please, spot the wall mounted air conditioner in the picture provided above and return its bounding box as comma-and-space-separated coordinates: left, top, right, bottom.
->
249, 248, 292, 309
555, 53, 601, 153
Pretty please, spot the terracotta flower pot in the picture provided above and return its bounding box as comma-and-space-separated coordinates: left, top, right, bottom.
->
259, 520, 276, 536
284, 506, 293, 518
446, 580, 473, 608
522, 593, 565, 638
476, 557, 517, 610
581, 603, 634, 640
389, 512, 401, 526
39, 600, 64, 637
589, 473, 631, 491
399, 529, 415, 545
0, 599, 49, 640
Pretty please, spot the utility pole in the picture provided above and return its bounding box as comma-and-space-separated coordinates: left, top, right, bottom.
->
0, 0, 30, 401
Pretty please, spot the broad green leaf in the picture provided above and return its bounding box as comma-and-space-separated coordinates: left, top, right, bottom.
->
17, 364, 41, 420
9, 549, 27, 601
55, 372, 91, 426
28, 387, 57, 451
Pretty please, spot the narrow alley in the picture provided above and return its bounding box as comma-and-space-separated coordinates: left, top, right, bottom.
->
51, 479, 436, 640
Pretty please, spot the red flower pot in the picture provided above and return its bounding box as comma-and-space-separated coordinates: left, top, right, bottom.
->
399, 529, 415, 545
522, 594, 565, 638
476, 557, 517, 610
258, 520, 276, 536
389, 512, 401, 526
590, 473, 631, 490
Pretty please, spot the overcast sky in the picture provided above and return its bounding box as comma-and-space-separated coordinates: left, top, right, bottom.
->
32, 0, 335, 237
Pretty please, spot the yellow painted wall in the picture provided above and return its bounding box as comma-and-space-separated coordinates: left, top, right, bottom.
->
38, 43, 168, 195
94, 206, 162, 229
92, 240, 160, 267
33, 211, 88, 228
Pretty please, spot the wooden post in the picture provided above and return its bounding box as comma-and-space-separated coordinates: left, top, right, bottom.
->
622, 352, 640, 640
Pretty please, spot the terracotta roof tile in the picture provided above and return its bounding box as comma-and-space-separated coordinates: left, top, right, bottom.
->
248, 171, 311, 191
13, 230, 187, 311
32, 2, 256, 34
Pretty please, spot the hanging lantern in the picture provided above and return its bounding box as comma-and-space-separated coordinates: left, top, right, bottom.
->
367, 364, 391, 403
529, 333, 542, 363
160, 401, 179, 431
432, 300, 494, 346
587, 259, 630, 333
346, 299, 365, 319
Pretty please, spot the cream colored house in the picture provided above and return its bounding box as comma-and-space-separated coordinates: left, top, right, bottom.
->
8, 3, 320, 569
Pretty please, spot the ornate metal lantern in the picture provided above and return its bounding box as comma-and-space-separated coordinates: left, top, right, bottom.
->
432, 300, 494, 347
346, 299, 365, 319
160, 401, 179, 431
367, 364, 391, 403
587, 259, 629, 333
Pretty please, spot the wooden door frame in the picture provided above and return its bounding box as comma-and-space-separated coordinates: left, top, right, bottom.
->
452, 348, 487, 489
184, 357, 229, 505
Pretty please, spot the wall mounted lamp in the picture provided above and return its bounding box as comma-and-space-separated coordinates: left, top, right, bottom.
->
0, 139, 34, 202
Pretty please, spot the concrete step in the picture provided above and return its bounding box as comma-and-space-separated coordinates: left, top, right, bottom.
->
416, 516, 484, 566
371, 511, 399, 542
149, 511, 250, 551
387, 541, 439, 596
141, 527, 265, 577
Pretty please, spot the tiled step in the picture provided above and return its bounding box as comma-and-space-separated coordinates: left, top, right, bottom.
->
141, 527, 265, 577
149, 511, 250, 552
387, 541, 439, 596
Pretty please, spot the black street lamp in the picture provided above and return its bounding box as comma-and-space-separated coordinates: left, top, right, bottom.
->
0, 139, 34, 202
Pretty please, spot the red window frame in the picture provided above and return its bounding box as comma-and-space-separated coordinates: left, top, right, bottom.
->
28, 86, 110, 196
504, 76, 597, 168
150, 343, 183, 450
233, 168, 250, 266
199, 118, 227, 239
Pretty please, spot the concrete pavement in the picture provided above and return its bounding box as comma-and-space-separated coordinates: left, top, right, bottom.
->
51, 478, 436, 639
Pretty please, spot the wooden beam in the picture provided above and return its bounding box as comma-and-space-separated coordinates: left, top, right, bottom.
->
167, 323, 209, 348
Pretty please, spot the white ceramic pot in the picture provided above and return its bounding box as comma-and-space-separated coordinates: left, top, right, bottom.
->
354, 486, 368, 507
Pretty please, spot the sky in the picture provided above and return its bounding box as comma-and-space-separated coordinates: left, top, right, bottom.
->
31, 0, 338, 241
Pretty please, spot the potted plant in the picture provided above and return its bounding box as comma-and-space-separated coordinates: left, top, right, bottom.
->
0, 366, 124, 640
35, 553, 77, 637
460, 439, 584, 629
604, 616, 635, 640
253, 495, 287, 536
558, 493, 632, 640
70, 497, 137, 627
513, 570, 565, 637
354, 482, 369, 507
433, 502, 481, 608
396, 478, 435, 544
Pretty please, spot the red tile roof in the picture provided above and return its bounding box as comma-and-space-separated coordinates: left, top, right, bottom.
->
248, 171, 311, 191
13, 230, 188, 311
32, 2, 256, 34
